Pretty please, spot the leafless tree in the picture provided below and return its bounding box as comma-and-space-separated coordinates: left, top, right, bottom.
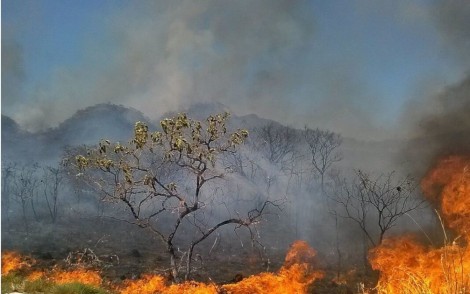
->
332, 170, 423, 247
252, 122, 300, 166
1, 162, 16, 223
11, 164, 40, 232
221, 146, 249, 177
73, 112, 281, 281
303, 127, 342, 192
41, 164, 65, 223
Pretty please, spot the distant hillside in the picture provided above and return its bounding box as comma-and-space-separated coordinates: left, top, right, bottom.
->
1, 114, 39, 163
2, 104, 154, 163
1, 102, 434, 174
43, 103, 154, 147
2, 115, 22, 136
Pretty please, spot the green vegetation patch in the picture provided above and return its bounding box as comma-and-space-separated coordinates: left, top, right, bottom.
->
2, 273, 110, 294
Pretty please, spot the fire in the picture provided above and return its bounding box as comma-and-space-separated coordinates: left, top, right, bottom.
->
1, 240, 321, 293
27, 270, 46, 281
223, 240, 323, 294
369, 236, 469, 293
119, 274, 219, 294
119, 274, 168, 294
422, 155, 470, 236
370, 155, 470, 293
119, 240, 323, 294
1, 251, 30, 275
166, 282, 219, 294
50, 268, 102, 286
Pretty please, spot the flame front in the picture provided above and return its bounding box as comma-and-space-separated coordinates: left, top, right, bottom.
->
1, 240, 322, 293
370, 155, 470, 293
50, 268, 102, 286
222, 240, 323, 294
422, 155, 470, 236
119, 275, 219, 294
119, 240, 322, 294
1, 251, 29, 275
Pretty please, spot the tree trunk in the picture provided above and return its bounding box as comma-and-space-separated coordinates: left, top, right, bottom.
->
334, 214, 342, 279
378, 231, 385, 246
168, 245, 179, 282
185, 244, 195, 281
30, 197, 39, 222
22, 200, 29, 233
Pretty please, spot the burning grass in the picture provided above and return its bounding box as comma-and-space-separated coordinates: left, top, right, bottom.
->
369, 155, 470, 294
222, 240, 324, 294
370, 235, 469, 293
1, 240, 323, 294
118, 240, 323, 294
118, 274, 219, 294
50, 268, 103, 287
1, 251, 31, 275
1, 250, 106, 294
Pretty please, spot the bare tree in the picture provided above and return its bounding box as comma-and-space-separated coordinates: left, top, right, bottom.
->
221, 146, 249, 177
41, 164, 65, 223
332, 170, 423, 247
252, 122, 300, 165
303, 127, 342, 192
1, 162, 16, 223
73, 112, 280, 281
11, 164, 40, 232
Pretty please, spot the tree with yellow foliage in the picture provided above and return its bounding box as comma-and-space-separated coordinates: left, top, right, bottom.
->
74, 112, 276, 281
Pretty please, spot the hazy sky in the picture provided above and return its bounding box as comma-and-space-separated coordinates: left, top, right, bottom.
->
2, 0, 469, 140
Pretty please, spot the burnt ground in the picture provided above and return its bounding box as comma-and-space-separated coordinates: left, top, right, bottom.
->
1, 217, 375, 293
1, 217, 284, 281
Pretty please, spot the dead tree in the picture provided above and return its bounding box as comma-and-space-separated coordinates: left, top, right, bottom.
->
11, 164, 40, 232
41, 164, 65, 223
332, 170, 423, 247
1, 162, 16, 223
303, 127, 342, 193
252, 122, 300, 166
73, 112, 280, 281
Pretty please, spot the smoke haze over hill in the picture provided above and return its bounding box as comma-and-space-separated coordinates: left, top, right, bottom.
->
2, 1, 469, 142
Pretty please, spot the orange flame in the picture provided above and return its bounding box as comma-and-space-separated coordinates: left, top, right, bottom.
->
119, 240, 323, 294
50, 268, 102, 286
1, 251, 30, 275
119, 274, 168, 294
370, 155, 470, 293
223, 240, 323, 294
166, 282, 219, 294
119, 274, 219, 294
2, 240, 321, 293
27, 270, 46, 281
422, 155, 470, 236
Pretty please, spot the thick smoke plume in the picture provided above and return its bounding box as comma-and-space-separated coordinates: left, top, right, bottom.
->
402, 74, 470, 175
3, 0, 410, 140
3, 1, 314, 132
419, 75, 470, 155
399, 1, 470, 174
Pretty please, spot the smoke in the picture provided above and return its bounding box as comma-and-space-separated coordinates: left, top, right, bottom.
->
1, 38, 25, 108
3, 1, 312, 131
2, 0, 404, 140
433, 1, 470, 66
399, 1, 470, 173
404, 74, 470, 165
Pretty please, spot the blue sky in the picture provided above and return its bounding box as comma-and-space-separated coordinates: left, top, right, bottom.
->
2, 0, 469, 140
